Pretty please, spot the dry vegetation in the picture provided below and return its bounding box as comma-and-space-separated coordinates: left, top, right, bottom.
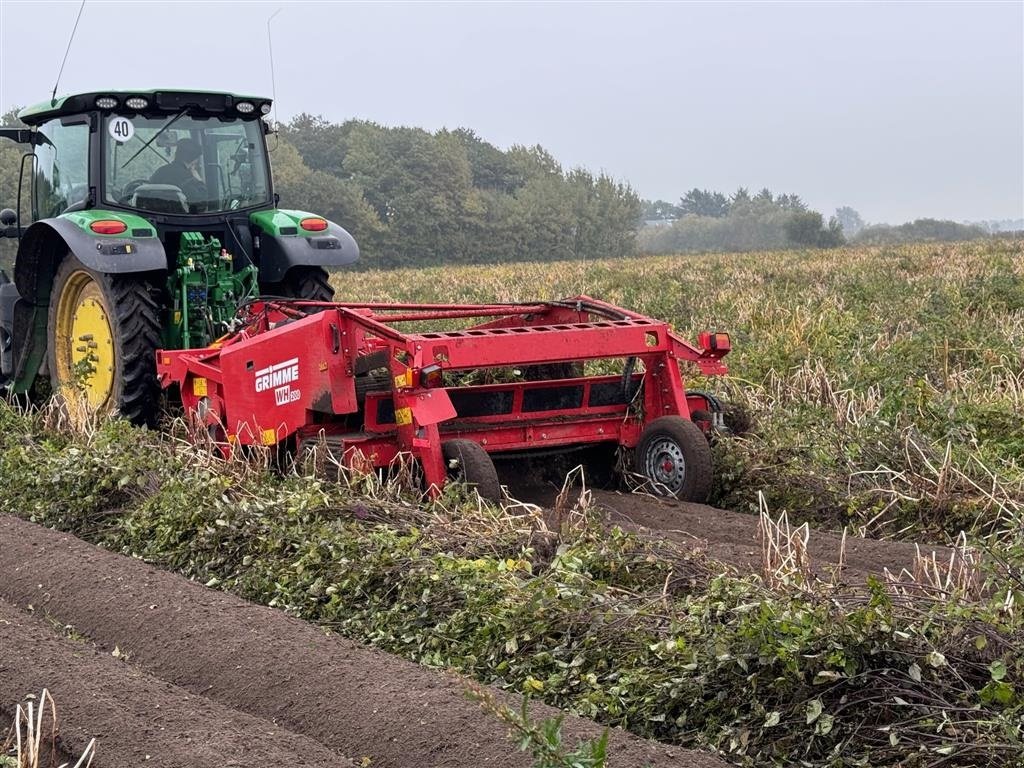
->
1, 689, 94, 768
334, 239, 1024, 543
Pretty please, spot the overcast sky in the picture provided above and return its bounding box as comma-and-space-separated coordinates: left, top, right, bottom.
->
1, 0, 1021, 223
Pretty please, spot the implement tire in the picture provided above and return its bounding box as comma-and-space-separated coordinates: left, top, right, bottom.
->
47, 255, 161, 426
634, 416, 712, 503
442, 439, 501, 502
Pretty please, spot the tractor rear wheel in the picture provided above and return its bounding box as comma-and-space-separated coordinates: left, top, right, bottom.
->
442, 439, 501, 502
634, 416, 712, 503
47, 255, 161, 426
267, 266, 335, 302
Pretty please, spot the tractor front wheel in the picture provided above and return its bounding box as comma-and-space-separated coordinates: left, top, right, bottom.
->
441, 439, 501, 502
47, 256, 161, 425
634, 416, 712, 503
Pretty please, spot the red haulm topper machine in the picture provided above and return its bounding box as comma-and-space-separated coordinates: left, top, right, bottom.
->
156, 296, 730, 502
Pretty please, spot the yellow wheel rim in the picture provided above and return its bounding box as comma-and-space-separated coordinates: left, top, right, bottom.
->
53, 270, 116, 410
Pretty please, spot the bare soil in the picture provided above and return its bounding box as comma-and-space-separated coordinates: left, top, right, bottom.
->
513, 483, 945, 584
0, 514, 726, 768
0, 598, 353, 768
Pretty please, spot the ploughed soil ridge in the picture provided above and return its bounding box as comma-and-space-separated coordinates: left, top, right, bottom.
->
513, 483, 946, 583
0, 598, 353, 768
0, 514, 726, 768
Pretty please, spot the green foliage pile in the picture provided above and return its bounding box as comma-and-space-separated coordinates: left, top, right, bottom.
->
335, 240, 1024, 541
0, 405, 1021, 766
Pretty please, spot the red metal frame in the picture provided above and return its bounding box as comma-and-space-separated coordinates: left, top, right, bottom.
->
156, 296, 729, 494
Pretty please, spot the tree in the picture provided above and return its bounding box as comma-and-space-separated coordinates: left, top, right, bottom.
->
775, 193, 807, 212
0, 107, 28, 272
679, 188, 730, 218
731, 187, 751, 206
640, 199, 681, 221
271, 138, 385, 258
834, 206, 865, 237
783, 211, 845, 248
448, 128, 521, 194
820, 216, 845, 247
279, 113, 354, 179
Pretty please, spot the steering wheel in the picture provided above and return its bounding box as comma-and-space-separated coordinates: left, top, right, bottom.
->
121, 179, 148, 203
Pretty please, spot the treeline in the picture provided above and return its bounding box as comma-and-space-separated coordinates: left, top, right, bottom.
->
638, 187, 999, 254
0, 105, 1010, 273
854, 218, 988, 245
0, 109, 26, 271
638, 187, 844, 254
0, 109, 641, 270
274, 116, 639, 268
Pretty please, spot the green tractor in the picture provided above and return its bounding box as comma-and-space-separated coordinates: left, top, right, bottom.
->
0, 89, 358, 424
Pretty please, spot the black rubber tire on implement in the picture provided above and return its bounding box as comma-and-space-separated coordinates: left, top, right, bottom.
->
47, 255, 161, 426
266, 266, 335, 303
690, 409, 712, 424
442, 439, 502, 502
634, 416, 713, 503
689, 409, 713, 435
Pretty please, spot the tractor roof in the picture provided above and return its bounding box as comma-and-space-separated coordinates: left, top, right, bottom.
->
18, 89, 271, 126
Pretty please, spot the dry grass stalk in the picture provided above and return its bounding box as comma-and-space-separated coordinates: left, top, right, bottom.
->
883, 531, 983, 601
757, 492, 812, 589
2, 689, 95, 768
546, 465, 595, 537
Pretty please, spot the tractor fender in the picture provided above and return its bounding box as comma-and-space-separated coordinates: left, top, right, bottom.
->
256, 220, 359, 283
14, 217, 167, 303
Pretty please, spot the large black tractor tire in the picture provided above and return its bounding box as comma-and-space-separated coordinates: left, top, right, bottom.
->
633, 416, 713, 503
442, 439, 502, 502
47, 255, 161, 426
267, 266, 335, 302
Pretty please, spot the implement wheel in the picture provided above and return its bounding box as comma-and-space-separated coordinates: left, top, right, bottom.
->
442, 439, 501, 502
47, 255, 160, 425
634, 416, 712, 502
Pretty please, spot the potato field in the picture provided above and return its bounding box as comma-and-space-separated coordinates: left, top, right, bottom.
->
1, 239, 1021, 767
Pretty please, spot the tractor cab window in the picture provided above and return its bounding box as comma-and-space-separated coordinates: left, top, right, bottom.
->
33, 120, 90, 219
103, 114, 270, 215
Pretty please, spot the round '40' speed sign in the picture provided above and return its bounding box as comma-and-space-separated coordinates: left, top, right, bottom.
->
108, 117, 135, 143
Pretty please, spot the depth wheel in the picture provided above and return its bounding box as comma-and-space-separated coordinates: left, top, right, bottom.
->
442, 439, 501, 502
47, 255, 160, 426
267, 266, 335, 302
634, 416, 712, 502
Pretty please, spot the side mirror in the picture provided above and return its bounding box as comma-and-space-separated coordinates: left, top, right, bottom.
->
0, 208, 18, 239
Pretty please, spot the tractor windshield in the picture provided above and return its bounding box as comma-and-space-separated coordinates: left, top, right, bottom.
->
103, 114, 271, 215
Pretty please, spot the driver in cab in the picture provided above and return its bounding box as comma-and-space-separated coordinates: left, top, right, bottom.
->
149, 138, 207, 210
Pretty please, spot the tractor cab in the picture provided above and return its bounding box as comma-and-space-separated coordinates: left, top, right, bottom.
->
0, 90, 359, 424
103, 106, 273, 218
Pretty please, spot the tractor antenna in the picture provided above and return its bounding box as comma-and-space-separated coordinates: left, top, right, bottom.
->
52, 0, 87, 105
267, 8, 283, 129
